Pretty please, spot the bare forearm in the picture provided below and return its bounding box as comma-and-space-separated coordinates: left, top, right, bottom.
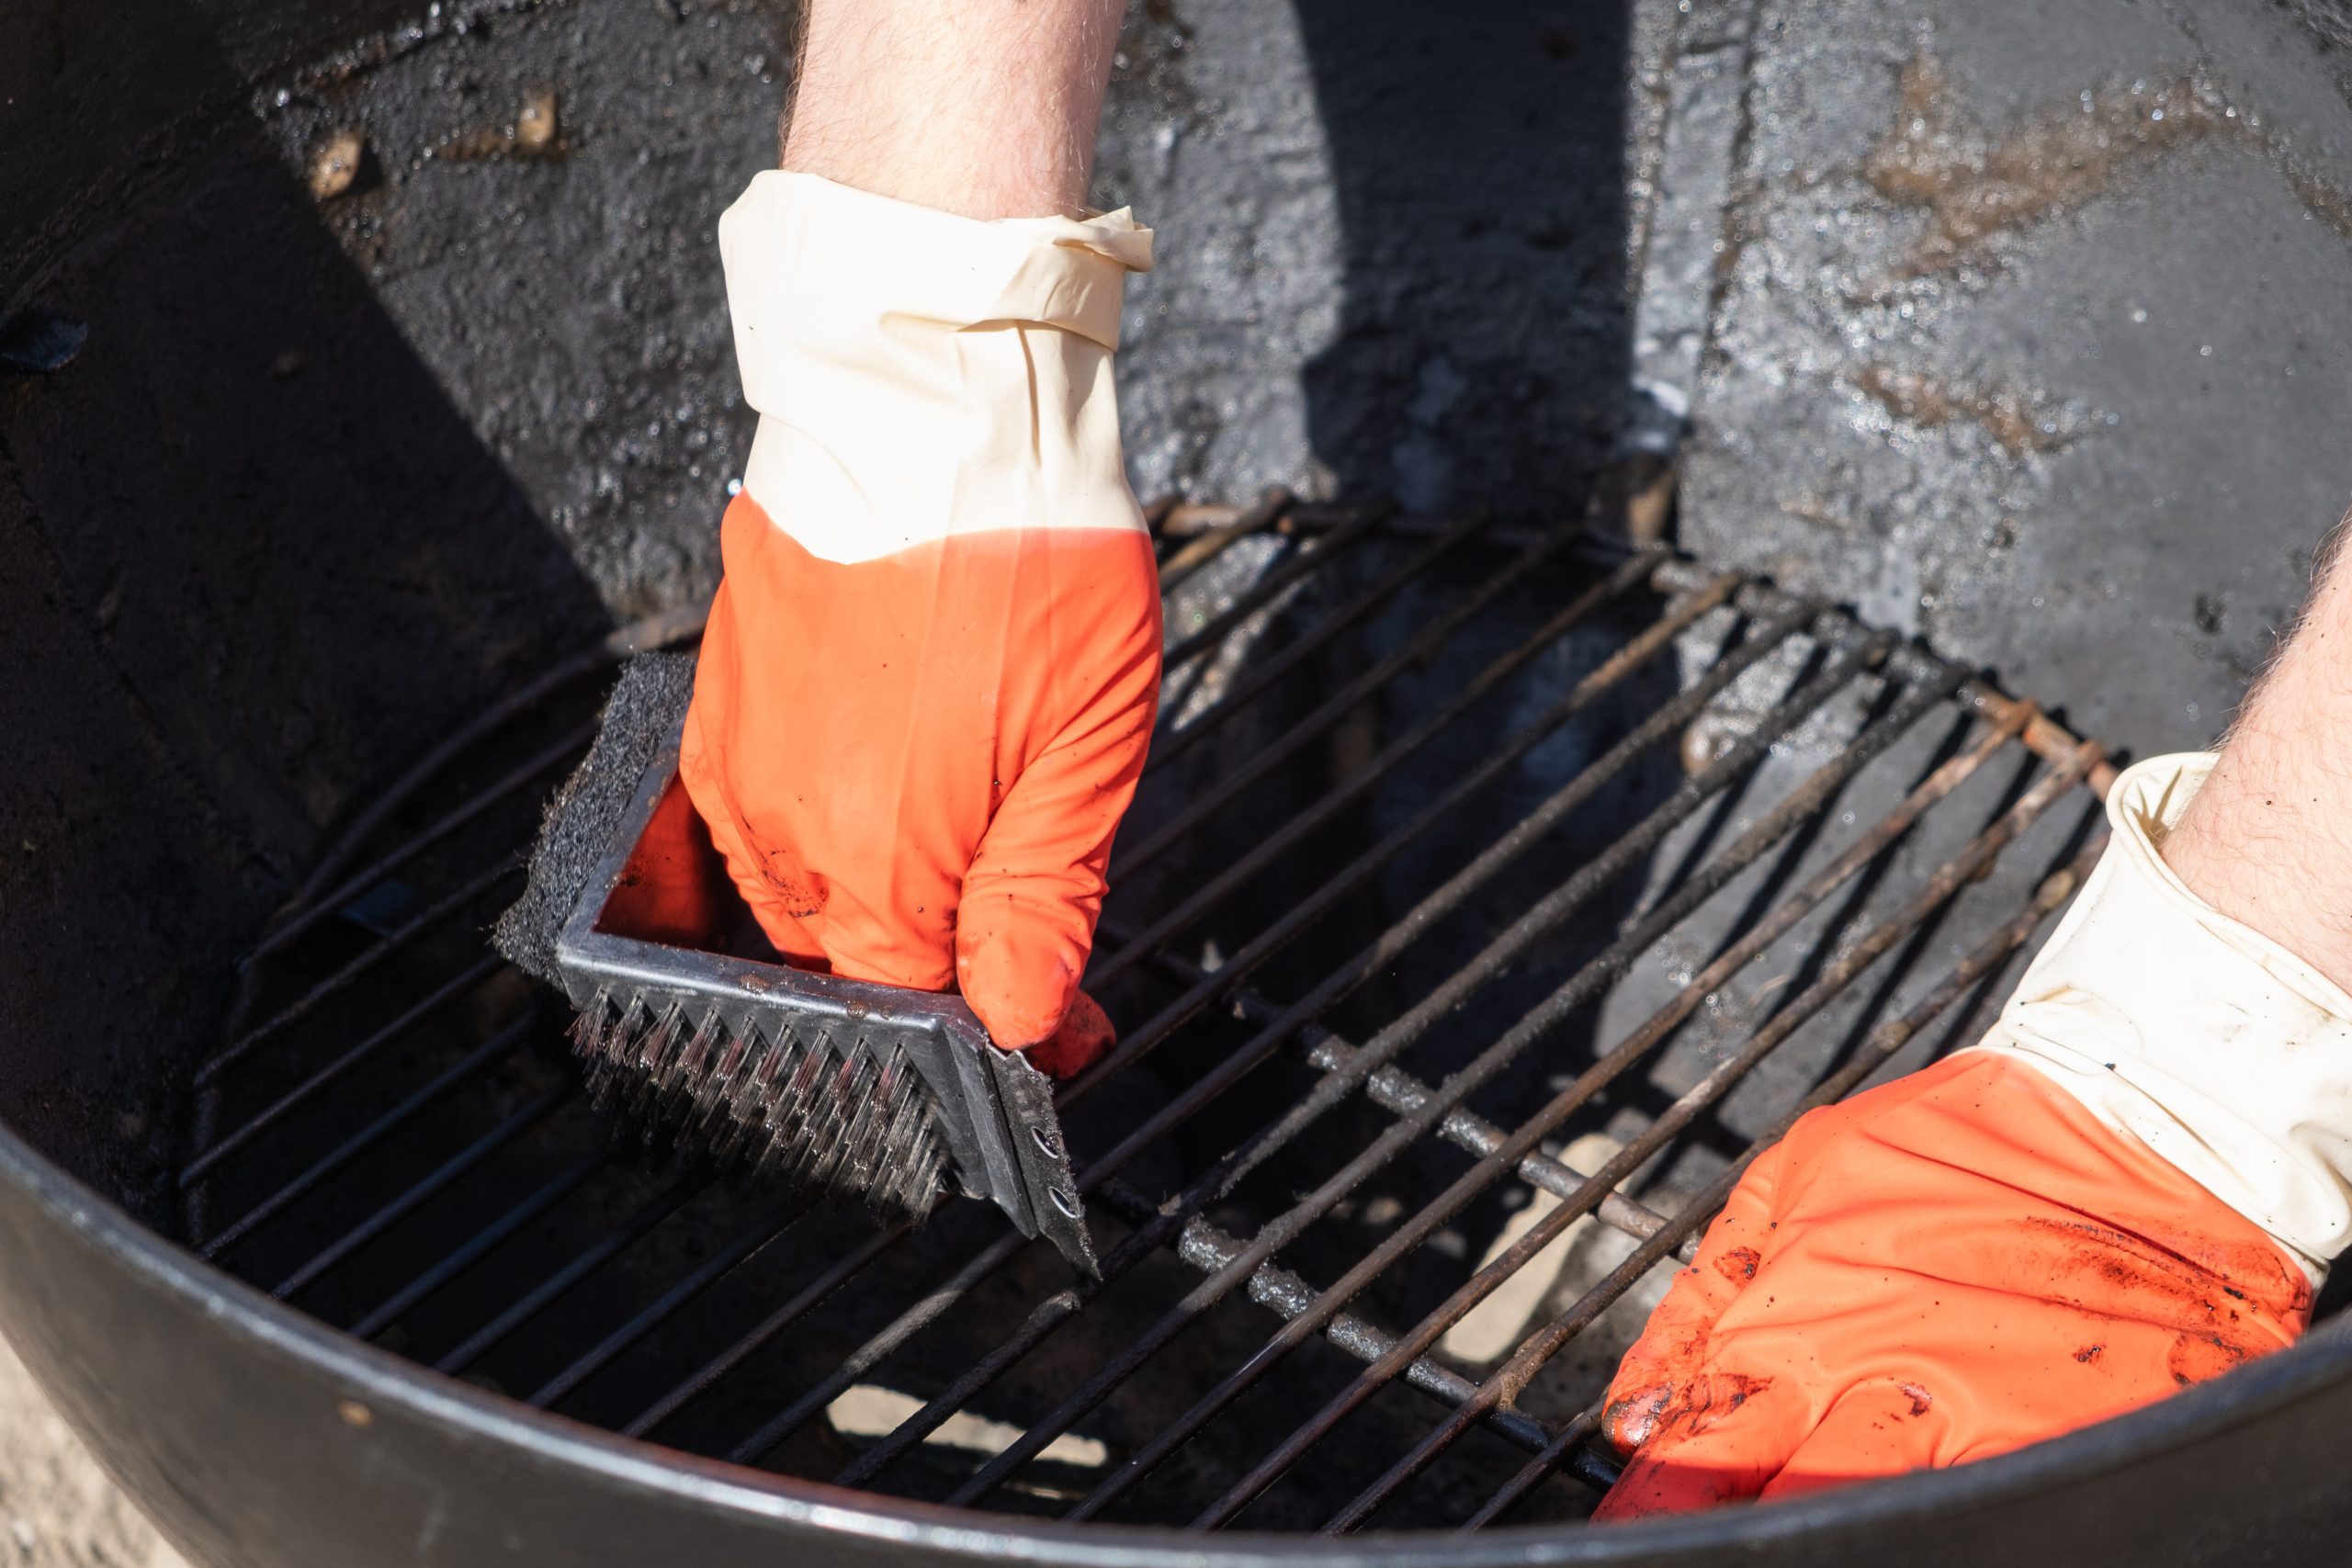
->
782, 0, 1125, 220
2165, 522, 2352, 993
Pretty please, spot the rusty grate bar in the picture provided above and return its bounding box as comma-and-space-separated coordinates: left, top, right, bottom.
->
1163, 501, 1391, 670
1087, 546, 1691, 1003
1091, 1178, 1580, 1462
1120, 522, 1597, 871
195, 496, 2113, 1531
1143, 506, 1500, 771
1154, 490, 1295, 595
1127, 944, 1686, 1258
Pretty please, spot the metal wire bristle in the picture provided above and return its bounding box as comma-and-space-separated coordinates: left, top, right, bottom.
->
567, 993, 949, 1220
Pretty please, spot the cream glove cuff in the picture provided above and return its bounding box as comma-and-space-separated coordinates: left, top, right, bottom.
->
1965, 752, 2352, 1282
717, 170, 1155, 566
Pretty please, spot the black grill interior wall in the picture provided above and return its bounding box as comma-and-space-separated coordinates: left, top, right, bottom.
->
0, 0, 625, 1213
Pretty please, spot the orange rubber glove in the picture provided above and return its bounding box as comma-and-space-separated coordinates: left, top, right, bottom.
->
679, 172, 1160, 1072
1599, 752, 2352, 1518
1595, 1053, 2310, 1518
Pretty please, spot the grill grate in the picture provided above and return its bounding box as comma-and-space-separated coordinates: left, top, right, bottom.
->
179, 495, 2113, 1530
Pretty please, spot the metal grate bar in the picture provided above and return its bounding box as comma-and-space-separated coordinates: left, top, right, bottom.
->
1154, 490, 1295, 596
288, 604, 707, 907
946, 637, 1904, 1513
860, 640, 1956, 1497
727, 1226, 1031, 1467
248, 726, 594, 965
1128, 943, 1687, 1258
1069, 578, 1792, 1107
647, 544, 1711, 1466
1114, 1182, 1561, 1452
1091, 546, 1679, 996
200, 508, 2127, 1533
1653, 560, 2119, 800
434, 1172, 711, 1377
526, 1194, 808, 1410
799, 607, 1870, 1496
1319, 700, 2027, 1235
1170, 502, 1553, 556
622, 1218, 914, 1440
400, 512, 1486, 1448
347, 1153, 610, 1340
828, 1175, 1566, 1492
1405, 827, 2110, 1533
1144, 508, 1498, 770
184, 953, 507, 1187
273, 1081, 576, 1300
1454, 1411, 1605, 1532
1120, 529, 1593, 874
196, 859, 524, 1089
199, 1007, 550, 1259
1163, 502, 1390, 671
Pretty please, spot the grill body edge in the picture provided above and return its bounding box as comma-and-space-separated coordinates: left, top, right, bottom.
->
8, 1122, 2352, 1566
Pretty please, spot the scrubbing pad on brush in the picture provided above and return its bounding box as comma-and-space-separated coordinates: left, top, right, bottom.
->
495, 652, 1099, 1273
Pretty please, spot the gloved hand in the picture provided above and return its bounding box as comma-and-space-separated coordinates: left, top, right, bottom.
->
680, 171, 1160, 1073
1597, 752, 2352, 1518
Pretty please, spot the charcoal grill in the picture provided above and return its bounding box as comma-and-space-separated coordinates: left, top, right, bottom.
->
14, 0, 2352, 1560
12, 488, 2352, 1562
33, 480, 2303, 1537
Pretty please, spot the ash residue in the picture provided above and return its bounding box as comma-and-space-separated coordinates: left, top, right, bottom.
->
1862, 51, 2352, 275
1679, 1, 2352, 754
1864, 56, 2239, 273
254, 0, 792, 619
1849, 363, 2081, 456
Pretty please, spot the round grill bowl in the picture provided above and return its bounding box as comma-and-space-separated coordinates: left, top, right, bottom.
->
9, 1134, 2352, 1563
10, 0, 2352, 1562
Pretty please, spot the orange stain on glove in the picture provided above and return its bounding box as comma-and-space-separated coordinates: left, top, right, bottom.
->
1596, 1053, 2310, 1520
680, 492, 1160, 1066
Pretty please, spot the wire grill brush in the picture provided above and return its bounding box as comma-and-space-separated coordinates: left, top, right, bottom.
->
566, 989, 952, 1217
497, 652, 1098, 1273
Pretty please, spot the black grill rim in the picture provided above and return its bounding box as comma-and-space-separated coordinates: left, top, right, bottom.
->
9, 1122, 2352, 1565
